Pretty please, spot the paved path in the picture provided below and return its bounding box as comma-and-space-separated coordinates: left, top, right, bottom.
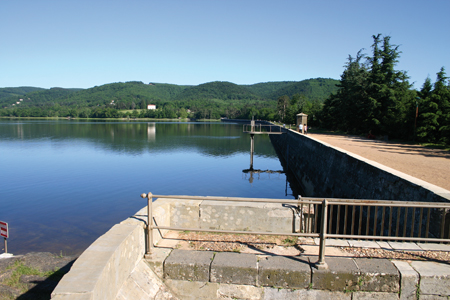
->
309, 133, 450, 191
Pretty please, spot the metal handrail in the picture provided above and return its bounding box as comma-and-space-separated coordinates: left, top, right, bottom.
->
242, 124, 283, 134
140, 193, 450, 269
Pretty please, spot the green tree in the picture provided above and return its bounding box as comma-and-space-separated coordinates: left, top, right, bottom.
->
277, 95, 290, 121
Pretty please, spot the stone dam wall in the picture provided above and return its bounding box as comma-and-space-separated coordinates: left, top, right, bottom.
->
270, 129, 450, 203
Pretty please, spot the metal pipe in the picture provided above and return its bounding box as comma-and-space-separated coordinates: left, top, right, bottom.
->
154, 225, 319, 238
141, 192, 153, 256
403, 207, 408, 237
366, 206, 370, 236
144, 193, 450, 253
440, 208, 446, 241
388, 207, 393, 237
358, 206, 362, 236
336, 205, 341, 234
327, 234, 450, 243
411, 207, 416, 237
329, 205, 334, 234
373, 206, 378, 236
151, 195, 450, 208
350, 206, 355, 236
314, 203, 319, 233
418, 207, 424, 238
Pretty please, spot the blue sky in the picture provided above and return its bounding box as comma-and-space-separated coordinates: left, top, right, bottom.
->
1, 0, 449, 89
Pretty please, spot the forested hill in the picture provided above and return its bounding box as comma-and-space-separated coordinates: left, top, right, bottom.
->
0, 86, 45, 99
245, 78, 339, 100
266, 78, 340, 100
0, 78, 338, 107
0, 78, 338, 123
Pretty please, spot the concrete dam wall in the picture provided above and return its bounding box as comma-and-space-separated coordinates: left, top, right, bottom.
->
270, 129, 450, 203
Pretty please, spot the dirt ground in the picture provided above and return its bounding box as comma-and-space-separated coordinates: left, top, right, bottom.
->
174, 231, 450, 264
308, 133, 450, 191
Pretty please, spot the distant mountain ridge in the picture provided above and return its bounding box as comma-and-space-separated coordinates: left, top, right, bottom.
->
0, 78, 339, 108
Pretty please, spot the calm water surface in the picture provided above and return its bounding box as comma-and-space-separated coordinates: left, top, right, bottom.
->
0, 120, 297, 255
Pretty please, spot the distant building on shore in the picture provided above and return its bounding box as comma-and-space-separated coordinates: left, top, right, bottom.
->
147, 104, 156, 110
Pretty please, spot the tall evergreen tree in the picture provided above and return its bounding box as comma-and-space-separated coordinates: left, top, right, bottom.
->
433, 68, 450, 143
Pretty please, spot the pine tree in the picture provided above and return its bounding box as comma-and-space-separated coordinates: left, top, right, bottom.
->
433, 68, 450, 144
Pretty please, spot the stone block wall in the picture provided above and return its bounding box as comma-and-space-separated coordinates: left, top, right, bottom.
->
270, 129, 450, 236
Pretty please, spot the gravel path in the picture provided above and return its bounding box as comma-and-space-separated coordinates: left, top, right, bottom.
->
309, 133, 450, 191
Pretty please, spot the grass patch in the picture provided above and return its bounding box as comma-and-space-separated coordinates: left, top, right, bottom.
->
281, 237, 298, 246
3, 260, 63, 293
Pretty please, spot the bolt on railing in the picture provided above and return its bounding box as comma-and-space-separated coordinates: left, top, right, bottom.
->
140, 193, 450, 268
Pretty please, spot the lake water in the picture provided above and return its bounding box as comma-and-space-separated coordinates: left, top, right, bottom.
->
0, 120, 298, 255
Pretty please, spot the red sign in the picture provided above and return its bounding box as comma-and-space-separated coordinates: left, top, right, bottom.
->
0, 221, 8, 238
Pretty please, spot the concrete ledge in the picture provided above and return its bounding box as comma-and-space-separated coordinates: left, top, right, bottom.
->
392, 260, 419, 300
258, 255, 310, 288
354, 258, 400, 292
411, 261, 450, 297
311, 257, 359, 291
164, 250, 213, 282
210, 252, 258, 285
161, 250, 410, 297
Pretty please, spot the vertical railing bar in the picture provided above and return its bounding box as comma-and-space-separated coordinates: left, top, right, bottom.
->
425, 208, 431, 240
396, 207, 401, 239
305, 202, 309, 234
300, 202, 304, 232
388, 207, 393, 237
380, 206, 385, 237
314, 204, 319, 233
351, 205, 356, 237
140, 192, 153, 257
418, 207, 424, 238
366, 206, 371, 236
308, 202, 312, 233
300, 202, 304, 233
336, 205, 341, 234
410, 207, 416, 237
316, 199, 328, 270
343, 205, 348, 234
403, 207, 408, 237
329, 205, 334, 234
358, 206, 363, 236
440, 208, 446, 242
373, 206, 378, 237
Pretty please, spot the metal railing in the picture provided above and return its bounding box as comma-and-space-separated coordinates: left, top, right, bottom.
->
243, 124, 283, 134
140, 193, 450, 269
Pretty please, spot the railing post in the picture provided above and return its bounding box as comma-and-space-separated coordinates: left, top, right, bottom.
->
316, 199, 328, 270
141, 192, 153, 257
